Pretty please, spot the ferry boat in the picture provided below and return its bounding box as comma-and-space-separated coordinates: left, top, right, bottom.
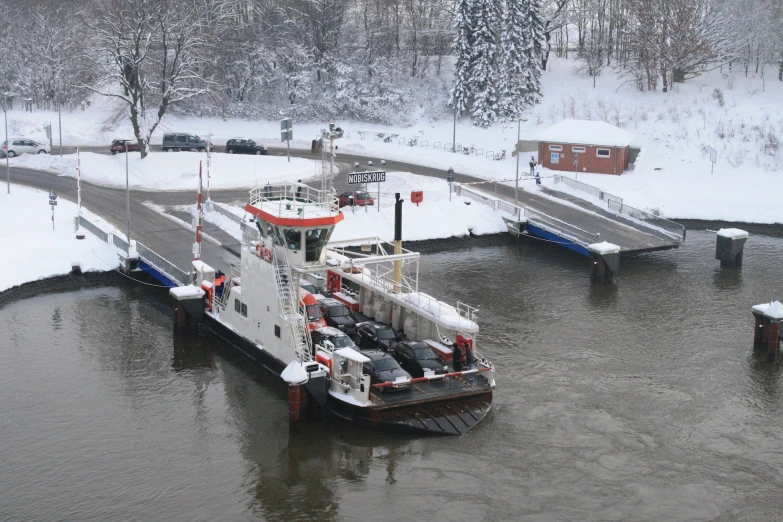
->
178, 182, 495, 435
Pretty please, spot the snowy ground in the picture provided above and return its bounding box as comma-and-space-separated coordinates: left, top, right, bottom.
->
185, 172, 509, 245
8, 152, 320, 191
0, 186, 122, 292
4, 57, 782, 222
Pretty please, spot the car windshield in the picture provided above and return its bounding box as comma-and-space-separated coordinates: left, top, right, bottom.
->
374, 358, 401, 372
300, 283, 316, 293
414, 347, 439, 360
355, 193, 369, 200
306, 304, 322, 321
330, 336, 354, 348
375, 327, 397, 340
329, 305, 349, 317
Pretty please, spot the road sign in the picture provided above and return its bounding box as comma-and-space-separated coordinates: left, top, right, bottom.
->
281, 118, 293, 131
49, 191, 57, 201
348, 171, 386, 185
281, 129, 293, 142
709, 147, 717, 163
49, 200, 57, 206
447, 167, 454, 183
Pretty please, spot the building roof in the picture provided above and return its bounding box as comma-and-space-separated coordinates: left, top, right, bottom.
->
532, 119, 636, 147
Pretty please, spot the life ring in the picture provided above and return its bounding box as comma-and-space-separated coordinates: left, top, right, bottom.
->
262, 247, 273, 262
255, 243, 263, 257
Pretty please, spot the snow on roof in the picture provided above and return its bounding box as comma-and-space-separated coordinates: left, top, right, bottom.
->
588, 241, 620, 254
717, 228, 749, 239
532, 119, 636, 147
399, 292, 478, 333
753, 301, 783, 320
335, 347, 371, 363
169, 285, 205, 299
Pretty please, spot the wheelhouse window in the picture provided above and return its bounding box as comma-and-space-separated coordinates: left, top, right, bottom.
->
284, 228, 302, 251
572, 146, 586, 153
548, 144, 563, 151
596, 148, 611, 158
305, 228, 331, 262
235, 299, 241, 312
241, 303, 248, 317
270, 225, 286, 247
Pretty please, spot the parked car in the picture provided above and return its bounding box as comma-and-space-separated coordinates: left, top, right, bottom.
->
318, 297, 359, 333
392, 340, 448, 378
299, 288, 327, 331
226, 138, 267, 155
311, 327, 358, 352
110, 139, 141, 155
361, 349, 411, 390
2, 138, 50, 157
355, 321, 403, 352
299, 279, 319, 295
337, 190, 374, 208
162, 133, 211, 152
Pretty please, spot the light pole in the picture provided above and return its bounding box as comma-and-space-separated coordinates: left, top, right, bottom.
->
4, 98, 8, 194
514, 117, 528, 207
452, 106, 457, 152
125, 141, 130, 254
58, 101, 63, 157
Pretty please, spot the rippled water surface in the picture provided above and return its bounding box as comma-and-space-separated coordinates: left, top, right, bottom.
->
2, 231, 783, 521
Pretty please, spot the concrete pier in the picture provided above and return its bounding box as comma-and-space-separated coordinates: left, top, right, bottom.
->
752, 301, 783, 362
716, 228, 748, 268
588, 242, 620, 284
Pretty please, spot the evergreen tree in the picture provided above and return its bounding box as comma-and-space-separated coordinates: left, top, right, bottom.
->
498, 0, 530, 120
470, 0, 502, 127
524, 0, 544, 106
449, 0, 474, 116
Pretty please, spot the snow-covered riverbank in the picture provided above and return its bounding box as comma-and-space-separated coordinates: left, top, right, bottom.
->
0, 185, 122, 292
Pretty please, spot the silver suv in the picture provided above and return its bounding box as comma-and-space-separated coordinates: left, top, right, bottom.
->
2, 138, 50, 157
161, 133, 210, 152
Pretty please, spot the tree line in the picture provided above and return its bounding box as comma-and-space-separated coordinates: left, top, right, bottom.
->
0, 0, 779, 155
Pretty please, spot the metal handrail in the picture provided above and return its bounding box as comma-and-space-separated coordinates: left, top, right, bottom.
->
553, 174, 623, 204
607, 199, 685, 242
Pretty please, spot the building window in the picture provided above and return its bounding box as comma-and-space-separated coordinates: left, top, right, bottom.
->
572, 146, 586, 153
275, 325, 281, 338
241, 303, 248, 317
550, 152, 560, 164
235, 299, 241, 313
596, 148, 611, 158
548, 144, 563, 151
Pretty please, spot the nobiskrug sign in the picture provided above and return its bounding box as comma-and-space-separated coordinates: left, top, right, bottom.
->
348, 171, 386, 184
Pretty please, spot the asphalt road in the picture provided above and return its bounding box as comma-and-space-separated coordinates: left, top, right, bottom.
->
4, 143, 679, 281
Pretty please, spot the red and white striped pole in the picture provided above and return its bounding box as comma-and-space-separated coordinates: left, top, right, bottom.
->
194, 161, 203, 261
206, 133, 211, 205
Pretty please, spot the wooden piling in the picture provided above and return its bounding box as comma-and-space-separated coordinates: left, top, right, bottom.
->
716, 229, 748, 268
588, 242, 620, 284
288, 384, 301, 423
752, 301, 783, 362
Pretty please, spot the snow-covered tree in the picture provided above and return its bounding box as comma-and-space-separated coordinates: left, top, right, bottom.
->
524, 0, 544, 106
449, 0, 474, 116
498, 0, 530, 119
470, 0, 501, 127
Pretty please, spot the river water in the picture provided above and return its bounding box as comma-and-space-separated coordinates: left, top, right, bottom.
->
2, 231, 783, 521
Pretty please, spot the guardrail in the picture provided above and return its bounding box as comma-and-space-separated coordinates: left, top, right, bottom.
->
210, 202, 243, 224
455, 184, 600, 247
553, 174, 623, 205
607, 199, 685, 242
79, 215, 191, 286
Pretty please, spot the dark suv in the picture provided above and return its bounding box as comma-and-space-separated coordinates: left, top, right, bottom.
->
361, 350, 411, 390
356, 321, 403, 352
392, 340, 448, 378
110, 139, 141, 155
162, 133, 210, 152
226, 138, 267, 155
318, 298, 358, 333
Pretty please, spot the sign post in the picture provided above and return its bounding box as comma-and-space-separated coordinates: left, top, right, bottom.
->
709, 147, 717, 175
348, 171, 386, 214
447, 167, 454, 202
281, 118, 293, 163
49, 191, 57, 230
574, 153, 580, 180
45, 123, 52, 153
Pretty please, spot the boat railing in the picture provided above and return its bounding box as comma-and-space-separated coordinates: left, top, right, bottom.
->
249, 182, 338, 220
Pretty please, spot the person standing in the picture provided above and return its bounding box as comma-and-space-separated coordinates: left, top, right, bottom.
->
529, 156, 537, 177
463, 341, 475, 370
535, 170, 541, 185
295, 180, 303, 199
452, 342, 463, 373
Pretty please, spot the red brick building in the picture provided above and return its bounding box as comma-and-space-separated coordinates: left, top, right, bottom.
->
532, 120, 636, 175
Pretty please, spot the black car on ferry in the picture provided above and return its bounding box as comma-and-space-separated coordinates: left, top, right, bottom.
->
318, 298, 359, 333
392, 340, 448, 378
355, 321, 404, 352
361, 350, 411, 391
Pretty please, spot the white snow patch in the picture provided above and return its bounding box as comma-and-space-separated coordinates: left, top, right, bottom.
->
753, 301, 783, 320
717, 228, 749, 239
0, 185, 122, 292
588, 241, 621, 254
281, 361, 309, 384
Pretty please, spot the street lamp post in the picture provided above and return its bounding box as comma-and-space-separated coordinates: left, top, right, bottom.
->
514, 117, 528, 207
452, 107, 457, 152
125, 141, 130, 254
4, 99, 8, 194
58, 101, 63, 157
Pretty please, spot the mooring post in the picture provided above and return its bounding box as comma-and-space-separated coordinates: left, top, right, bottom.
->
716, 228, 748, 268
288, 384, 301, 423
588, 242, 620, 284
751, 301, 783, 362
281, 361, 309, 426
169, 286, 205, 337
